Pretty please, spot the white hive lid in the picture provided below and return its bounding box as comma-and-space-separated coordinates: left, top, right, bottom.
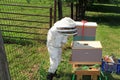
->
72, 41, 102, 49
75, 21, 97, 27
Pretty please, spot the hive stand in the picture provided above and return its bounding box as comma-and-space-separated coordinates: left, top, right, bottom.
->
70, 58, 101, 80
75, 69, 100, 80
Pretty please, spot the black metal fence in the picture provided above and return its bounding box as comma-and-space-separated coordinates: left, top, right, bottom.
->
0, 1, 52, 43
0, 0, 53, 80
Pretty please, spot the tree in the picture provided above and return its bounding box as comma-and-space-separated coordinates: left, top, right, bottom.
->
63, 0, 88, 20
58, 0, 63, 20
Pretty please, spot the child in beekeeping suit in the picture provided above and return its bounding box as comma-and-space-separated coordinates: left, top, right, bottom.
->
46, 17, 78, 80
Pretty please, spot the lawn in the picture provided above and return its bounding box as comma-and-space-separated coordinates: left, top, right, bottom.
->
0, 1, 120, 80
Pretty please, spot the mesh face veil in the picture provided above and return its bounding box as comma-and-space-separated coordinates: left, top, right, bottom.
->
54, 17, 77, 35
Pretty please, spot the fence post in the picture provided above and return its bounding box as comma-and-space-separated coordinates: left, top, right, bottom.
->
58, 0, 63, 20
50, 7, 52, 28
0, 30, 11, 80
71, 2, 74, 19
54, 0, 57, 23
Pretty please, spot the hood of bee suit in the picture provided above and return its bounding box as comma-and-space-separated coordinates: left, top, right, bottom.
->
54, 17, 77, 35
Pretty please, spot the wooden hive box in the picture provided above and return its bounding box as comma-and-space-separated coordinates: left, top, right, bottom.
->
74, 22, 97, 41
71, 41, 102, 64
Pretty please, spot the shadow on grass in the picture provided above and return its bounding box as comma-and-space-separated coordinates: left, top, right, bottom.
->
86, 4, 120, 28
86, 15, 120, 28
55, 71, 120, 80
56, 71, 73, 80
102, 72, 120, 80
3, 37, 46, 46
87, 4, 120, 14
57, 72, 120, 80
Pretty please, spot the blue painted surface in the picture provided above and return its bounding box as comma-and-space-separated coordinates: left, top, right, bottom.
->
73, 36, 95, 41
101, 59, 120, 74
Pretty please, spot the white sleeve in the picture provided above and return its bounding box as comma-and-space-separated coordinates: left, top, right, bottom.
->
62, 36, 68, 44
47, 30, 62, 48
47, 30, 55, 46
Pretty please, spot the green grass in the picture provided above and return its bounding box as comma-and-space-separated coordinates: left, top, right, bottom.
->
0, 1, 120, 80
0, 0, 50, 42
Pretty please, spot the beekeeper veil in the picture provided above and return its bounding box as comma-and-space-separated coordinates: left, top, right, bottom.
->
54, 17, 77, 35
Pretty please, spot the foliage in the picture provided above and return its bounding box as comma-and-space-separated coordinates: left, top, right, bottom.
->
96, 0, 120, 6
26, 0, 31, 3
26, 0, 53, 3
97, 0, 110, 3
62, 0, 78, 2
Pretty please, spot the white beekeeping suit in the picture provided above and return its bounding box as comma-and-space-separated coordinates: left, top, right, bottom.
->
46, 17, 77, 80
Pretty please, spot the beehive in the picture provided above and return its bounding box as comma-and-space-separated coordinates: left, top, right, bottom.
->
71, 41, 102, 64
74, 22, 97, 41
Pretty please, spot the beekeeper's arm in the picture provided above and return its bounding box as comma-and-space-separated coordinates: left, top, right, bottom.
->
47, 30, 63, 48
47, 31, 54, 41
62, 36, 68, 45
47, 30, 56, 47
